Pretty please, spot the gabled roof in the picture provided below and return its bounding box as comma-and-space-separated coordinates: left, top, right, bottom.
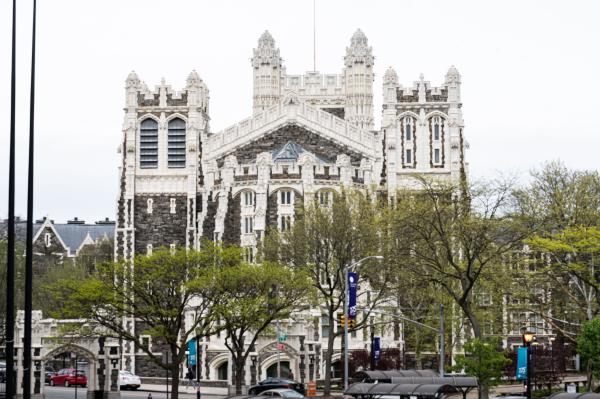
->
271, 141, 328, 164
205, 97, 378, 162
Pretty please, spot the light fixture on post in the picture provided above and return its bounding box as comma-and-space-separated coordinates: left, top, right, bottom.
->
521, 328, 536, 399
343, 256, 383, 391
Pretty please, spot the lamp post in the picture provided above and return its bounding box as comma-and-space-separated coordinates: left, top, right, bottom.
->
195, 332, 201, 399
521, 329, 536, 399
343, 256, 383, 391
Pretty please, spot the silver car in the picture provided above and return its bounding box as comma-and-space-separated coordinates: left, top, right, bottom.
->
260, 389, 306, 399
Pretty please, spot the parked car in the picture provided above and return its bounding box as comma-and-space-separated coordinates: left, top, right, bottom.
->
260, 388, 306, 399
44, 366, 56, 384
119, 370, 141, 390
248, 378, 305, 395
0, 360, 6, 383
49, 368, 87, 387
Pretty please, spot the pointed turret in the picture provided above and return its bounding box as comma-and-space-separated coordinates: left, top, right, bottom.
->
344, 29, 374, 67
383, 67, 398, 86
445, 65, 461, 103
186, 70, 209, 111
344, 29, 374, 130
126, 71, 140, 88
252, 31, 283, 113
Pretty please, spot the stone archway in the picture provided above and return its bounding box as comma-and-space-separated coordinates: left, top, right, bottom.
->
258, 342, 299, 382
13, 310, 122, 399
42, 344, 97, 390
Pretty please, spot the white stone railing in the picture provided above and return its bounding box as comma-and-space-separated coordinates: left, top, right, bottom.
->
205, 101, 378, 160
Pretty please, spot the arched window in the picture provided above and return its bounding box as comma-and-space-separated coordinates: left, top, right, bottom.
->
140, 119, 158, 168
405, 122, 412, 141
217, 362, 229, 381
168, 118, 186, 168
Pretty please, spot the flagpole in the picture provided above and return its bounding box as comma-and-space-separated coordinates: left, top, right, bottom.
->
23, 0, 38, 397
6, 0, 18, 396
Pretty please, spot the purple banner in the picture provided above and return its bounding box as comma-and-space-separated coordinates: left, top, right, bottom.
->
348, 271, 358, 319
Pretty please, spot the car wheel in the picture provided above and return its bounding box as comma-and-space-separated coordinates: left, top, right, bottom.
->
82, 385, 87, 388
65, 380, 69, 387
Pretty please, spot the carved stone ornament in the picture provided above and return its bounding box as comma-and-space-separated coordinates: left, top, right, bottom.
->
126, 143, 135, 153
188, 143, 197, 153
256, 152, 272, 166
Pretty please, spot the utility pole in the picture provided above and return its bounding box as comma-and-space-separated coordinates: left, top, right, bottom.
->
6, 0, 17, 397
276, 319, 281, 378
439, 305, 445, 376
23, 1, 37, 398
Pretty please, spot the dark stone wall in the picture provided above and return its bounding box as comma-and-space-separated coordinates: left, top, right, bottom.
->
222, 191, 241, 246
134, 320, 170, 377
166, 92, 188, 106
134, 195, 187, 252
266, 192, 279, 231
202, 194, 218, 241
220, 125, 362, 166
323, 108, 345, 119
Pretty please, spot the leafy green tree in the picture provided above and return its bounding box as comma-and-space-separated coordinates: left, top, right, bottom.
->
528, 227, 600, 321
578, 317, 600, 391
50, 244, 231, 399
262, 191, 390, 395
391, 176, 531, 340
453, 338, 511, 399
211, 261, 312, 394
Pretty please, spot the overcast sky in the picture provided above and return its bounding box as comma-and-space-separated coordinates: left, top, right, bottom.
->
0, 0, 599, 223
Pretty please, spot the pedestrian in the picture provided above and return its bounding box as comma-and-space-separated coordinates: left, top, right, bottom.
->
186, 367, 194, 389
288, 371, 294, 381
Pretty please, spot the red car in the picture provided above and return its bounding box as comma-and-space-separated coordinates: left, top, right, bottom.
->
49, 368, 87, 387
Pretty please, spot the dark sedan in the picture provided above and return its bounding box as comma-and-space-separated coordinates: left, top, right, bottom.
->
248, 378, 305, 395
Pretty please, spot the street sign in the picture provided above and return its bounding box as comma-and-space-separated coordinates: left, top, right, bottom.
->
516, 347, 527, 380
188, 339, 197, 366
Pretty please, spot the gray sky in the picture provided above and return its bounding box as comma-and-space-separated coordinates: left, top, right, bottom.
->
1, 0, 599, 223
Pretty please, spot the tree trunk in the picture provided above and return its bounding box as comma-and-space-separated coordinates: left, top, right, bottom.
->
234, 357, 246, 394
170, 363, 180, 399
323, 319, 336, 396
586, 359, 593, 392
479, 384, 489, 399
460, 302, 481, 339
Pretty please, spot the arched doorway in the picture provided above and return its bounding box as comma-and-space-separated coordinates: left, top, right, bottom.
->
266, 361, 291, 379
42, 344, 98, 393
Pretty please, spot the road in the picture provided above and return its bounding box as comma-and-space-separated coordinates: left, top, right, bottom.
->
44, 386, 224, 399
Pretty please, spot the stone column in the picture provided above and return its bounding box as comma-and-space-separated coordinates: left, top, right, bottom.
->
32, 346, 42, 399
298, 336, 306, 384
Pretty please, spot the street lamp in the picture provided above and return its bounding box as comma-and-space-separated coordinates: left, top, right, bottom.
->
521, 328, 536, 399
343, 256, 383, 391
195, 329, 201, 399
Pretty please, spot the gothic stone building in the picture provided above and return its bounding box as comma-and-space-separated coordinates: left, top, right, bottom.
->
115, 30, 466, 383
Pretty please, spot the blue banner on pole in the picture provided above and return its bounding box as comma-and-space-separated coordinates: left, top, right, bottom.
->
516, 347, 528, 380
188, 339, 197, 366
348, 271, 358, 319
373, 337, 381, 360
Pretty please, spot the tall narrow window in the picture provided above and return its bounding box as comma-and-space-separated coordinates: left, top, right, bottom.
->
434, 148, 440, 163
405, 123, 412, 140
140, 119, 158, 168
280, 190, 292, 205
434, 124, 440, 140
406, 149, 412, 164
244, 191, 254, 206
168, 118, 186, 168
244, 217, 254, 234
280, 215, 292, 231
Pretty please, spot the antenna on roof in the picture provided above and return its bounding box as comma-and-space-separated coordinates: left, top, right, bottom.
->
313, 0, 316, 71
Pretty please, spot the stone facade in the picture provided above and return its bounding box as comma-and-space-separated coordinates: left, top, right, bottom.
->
116, 29, 467, 383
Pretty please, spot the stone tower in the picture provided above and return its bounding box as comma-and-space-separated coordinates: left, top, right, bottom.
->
343, 29, 374, 130
252, 31, 283, 114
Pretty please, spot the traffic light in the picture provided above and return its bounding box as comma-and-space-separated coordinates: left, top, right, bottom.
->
348, 318, 357, 329
337, 313, 346, 327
